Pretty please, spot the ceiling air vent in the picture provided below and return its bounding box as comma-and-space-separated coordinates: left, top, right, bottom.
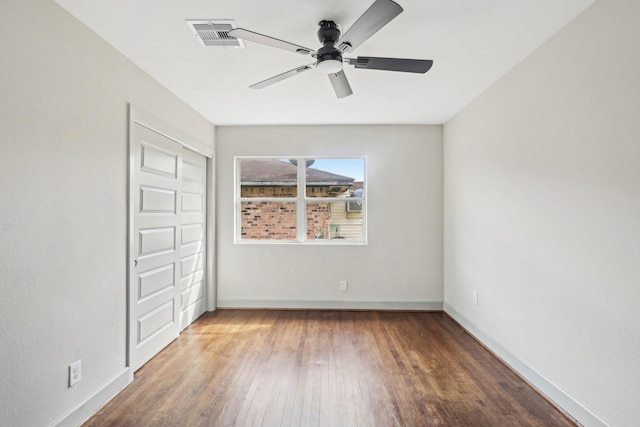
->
186, 20, 245, 49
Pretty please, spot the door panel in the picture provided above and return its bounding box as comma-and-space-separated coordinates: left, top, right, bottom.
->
137, 300, 176, 342
140, 143, 179, 178
139, 227, 176, 256
180, 253, 203, 274
138, 264, 175, 300
181, 279, 204, 310
182, 162, 203, 182
130, 123, 207, 370
140, 186, 177, 214
179, 148, 207, 330
182, 192, 203, 212
130, 124, 182, 371
181, 224, 203, 245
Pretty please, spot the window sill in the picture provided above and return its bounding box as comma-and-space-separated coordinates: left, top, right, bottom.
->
234, 239, 367, 246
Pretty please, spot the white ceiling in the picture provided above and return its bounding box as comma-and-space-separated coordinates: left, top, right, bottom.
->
53, 0, 595, 126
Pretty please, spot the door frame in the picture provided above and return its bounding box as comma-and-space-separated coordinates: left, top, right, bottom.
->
127, 105, 215, 370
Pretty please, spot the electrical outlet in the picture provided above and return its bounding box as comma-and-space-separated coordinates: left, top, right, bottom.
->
339, 280, 348, 292
69, 360, 81, 387
472, 291, 478, 305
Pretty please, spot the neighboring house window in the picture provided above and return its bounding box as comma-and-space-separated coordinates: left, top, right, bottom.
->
236, 157, 366, 244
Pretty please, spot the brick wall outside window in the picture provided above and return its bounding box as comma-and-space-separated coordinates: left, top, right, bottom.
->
241, 201, 297, 240
240, 200, 331, 240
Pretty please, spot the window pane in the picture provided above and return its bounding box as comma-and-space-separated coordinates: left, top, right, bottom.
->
241, 201, 296, 240
306, 201, 331, 239
305, 158, 364, 198
307, 201, 364, 241
240, 158, 297, 198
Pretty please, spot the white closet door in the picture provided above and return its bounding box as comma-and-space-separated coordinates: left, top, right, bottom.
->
179, 148, 207, 330
129, 123, 207, 371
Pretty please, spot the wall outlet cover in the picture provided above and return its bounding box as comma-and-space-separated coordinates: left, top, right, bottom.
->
69, 360, 81, 387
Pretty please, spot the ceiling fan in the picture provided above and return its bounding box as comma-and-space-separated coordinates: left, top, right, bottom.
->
228, 0, 433, 99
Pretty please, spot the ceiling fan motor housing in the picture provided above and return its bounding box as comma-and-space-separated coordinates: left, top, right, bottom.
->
316, 20, 343, 73
317, 20, 340, 44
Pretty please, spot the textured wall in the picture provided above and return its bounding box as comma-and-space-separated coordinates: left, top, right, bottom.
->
216, 125, 443, 310
444, 0, 640, 425
0, 0, 213, 425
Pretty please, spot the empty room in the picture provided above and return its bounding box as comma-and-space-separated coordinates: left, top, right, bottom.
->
1, 0, 638, 426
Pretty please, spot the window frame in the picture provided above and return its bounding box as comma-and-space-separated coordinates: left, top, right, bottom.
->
234, 156, 367, 245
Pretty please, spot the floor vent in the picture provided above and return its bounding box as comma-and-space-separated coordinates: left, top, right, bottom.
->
186, 20, 245, 49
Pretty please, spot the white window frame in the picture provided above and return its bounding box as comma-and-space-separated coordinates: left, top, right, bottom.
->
234, 156, 367, 245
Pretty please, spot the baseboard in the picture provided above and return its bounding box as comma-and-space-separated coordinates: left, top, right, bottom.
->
50, 367, 132, 427
443, 302, 610, 427
217, 299, 443, 311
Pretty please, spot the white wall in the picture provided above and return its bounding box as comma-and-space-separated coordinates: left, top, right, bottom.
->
0, 1, 214, 425
443, 0, 640, 425
216, 125, 443, 310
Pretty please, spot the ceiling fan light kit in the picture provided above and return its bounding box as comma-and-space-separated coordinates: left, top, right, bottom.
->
316, 59, 343, 74
227, 0, 433, 98
315, 20, 344, 74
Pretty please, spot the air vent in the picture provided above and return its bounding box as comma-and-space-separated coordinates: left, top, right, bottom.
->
186, 20, 245, 49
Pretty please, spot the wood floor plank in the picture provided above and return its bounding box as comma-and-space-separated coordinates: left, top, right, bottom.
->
83, 310, 577, 427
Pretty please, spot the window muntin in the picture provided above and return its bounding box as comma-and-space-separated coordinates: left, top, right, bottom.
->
236, 157, 366, 244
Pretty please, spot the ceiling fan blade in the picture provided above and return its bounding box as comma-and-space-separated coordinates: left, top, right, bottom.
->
336, 0, 403, 53
328, 70, 353, 98
250, 64, 314, 89
228, 28, 315, 55
347, 57, 433, 73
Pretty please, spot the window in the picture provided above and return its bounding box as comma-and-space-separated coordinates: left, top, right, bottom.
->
236, 157, 366, 244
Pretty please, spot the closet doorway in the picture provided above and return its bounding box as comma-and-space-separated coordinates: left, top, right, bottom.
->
128, 107, 213, 371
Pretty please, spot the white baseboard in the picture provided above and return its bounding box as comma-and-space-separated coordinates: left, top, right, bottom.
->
217, 299, 443, 311
50, 367, 132, 427
443, 302, 609, 427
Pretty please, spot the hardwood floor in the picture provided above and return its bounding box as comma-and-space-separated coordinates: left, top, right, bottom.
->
84, 310, 576, 426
